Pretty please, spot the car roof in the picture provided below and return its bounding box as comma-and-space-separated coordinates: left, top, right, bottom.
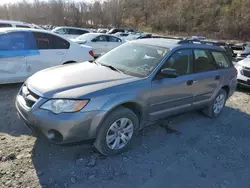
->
53, 26, 90, 31
131, 38, 225, 51
0, 27, 72, 42
79, 33, 121, 37
0, 27, 52, 34
0, 19, 28, 24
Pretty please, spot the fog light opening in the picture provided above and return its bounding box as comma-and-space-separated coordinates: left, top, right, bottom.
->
47, 129, 63, 143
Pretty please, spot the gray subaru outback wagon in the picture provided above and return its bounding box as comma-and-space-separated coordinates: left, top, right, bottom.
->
16, 38, 237, 155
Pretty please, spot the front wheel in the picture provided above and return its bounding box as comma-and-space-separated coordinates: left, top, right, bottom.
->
94, 107, 139, 156
203, 89, 227, 118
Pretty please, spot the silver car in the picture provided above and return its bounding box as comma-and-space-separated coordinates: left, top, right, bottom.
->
16, 39, 238, 155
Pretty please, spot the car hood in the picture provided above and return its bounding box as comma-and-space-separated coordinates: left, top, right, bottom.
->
27, 62, 140, 99
237, 58, 250, 67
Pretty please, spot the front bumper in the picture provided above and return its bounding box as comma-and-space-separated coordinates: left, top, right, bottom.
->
15, 90, 101, 144
236, 67, 250, 87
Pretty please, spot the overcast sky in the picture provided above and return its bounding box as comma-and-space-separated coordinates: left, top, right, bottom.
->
0, 0, 93, 5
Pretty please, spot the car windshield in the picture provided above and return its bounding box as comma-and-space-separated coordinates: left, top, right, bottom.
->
75, 33, 96, 41
96, 42, 169, 77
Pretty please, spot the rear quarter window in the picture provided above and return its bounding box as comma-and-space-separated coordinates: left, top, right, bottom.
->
211, 51, 232, 68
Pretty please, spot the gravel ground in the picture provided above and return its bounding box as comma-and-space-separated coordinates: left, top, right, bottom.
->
0, 84, 250, 188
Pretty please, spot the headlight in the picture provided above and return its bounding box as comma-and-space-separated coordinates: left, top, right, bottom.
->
235, 63, 243, 69
40, 99, 89, 114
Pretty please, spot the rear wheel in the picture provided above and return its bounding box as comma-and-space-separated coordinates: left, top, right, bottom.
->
94, 107, 139, 156
203, 89, 227, 118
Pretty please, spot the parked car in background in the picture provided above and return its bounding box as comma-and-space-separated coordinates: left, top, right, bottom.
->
16, 38, 237, 156
52, 27, 90, 39
114, 32, 129, 40
235, 57, 250, 87
97, 28, 109, 33
0, 28, 94, 84
191, 36, 206, 40
0, 19, 43, 29
107, 28, 125, 34
90, 29, 97, 33
235, 44, 250, 61
231, 44, 245, 59
72, 33, 123, 57
125, 32, 145, 41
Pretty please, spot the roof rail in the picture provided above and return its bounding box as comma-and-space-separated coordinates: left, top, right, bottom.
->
178, 38, 228, 46
152, 36, 184, 40
178, 38, 202, 44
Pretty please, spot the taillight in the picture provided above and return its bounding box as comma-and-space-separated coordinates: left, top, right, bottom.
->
234, 66, 238, 76
89, 50, 94, 57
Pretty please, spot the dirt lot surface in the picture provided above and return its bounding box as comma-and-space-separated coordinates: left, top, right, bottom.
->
1, 84, 250, 188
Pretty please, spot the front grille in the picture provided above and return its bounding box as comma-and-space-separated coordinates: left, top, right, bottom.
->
242, 69, 250, 78
244, 66, 250, 71
20, 85, 40, 108
238, 79, 250, 85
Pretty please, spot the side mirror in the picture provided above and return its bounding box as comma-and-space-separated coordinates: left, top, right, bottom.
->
91, 38, 97, 42
160, 68, 179, 78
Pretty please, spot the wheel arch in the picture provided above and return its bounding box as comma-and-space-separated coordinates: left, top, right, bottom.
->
221, 85, 230, 98
62, 61, 77, 65
90, 95, 146, 138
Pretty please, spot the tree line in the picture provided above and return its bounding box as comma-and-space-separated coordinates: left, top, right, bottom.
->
0, 0, 250, 40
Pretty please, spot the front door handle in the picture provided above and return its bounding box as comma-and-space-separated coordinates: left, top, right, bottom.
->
215, 75, 220, 80
186, 80, 194, 85
187, 80, 199, 85
56, 52, 64, 55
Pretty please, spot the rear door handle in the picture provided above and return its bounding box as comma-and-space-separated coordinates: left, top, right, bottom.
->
215, 75, 220, 80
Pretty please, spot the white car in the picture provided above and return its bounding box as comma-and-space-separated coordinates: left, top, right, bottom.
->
52, 27, 90, 39
114, 32, 129, 40
72, 33, 123, 57
0, 19, 42, 29
0, 28, 94, 84
235, 58, 250, 87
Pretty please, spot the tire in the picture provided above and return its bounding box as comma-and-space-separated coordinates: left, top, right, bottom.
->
203, 89, 227, 118
94, 107, 139, 156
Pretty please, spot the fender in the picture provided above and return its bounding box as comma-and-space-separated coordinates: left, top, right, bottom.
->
88, 94, 147, 138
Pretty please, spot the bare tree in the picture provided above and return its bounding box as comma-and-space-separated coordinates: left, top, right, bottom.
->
1, 0, 250, 39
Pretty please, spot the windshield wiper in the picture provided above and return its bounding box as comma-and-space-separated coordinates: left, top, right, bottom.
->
99, 63, 124, 74
91, 60, 99, 65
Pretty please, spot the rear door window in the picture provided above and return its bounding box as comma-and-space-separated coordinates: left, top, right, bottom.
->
211, 51, 232, 68
93, 35, 108, 42
0, 23, 12, 28
16, 25, 31, 28
194, 49, 217, 72
68, 29, 89, 35
54, 28, 68, 34
32, 32, 70, 49
108, 36, 121, 42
